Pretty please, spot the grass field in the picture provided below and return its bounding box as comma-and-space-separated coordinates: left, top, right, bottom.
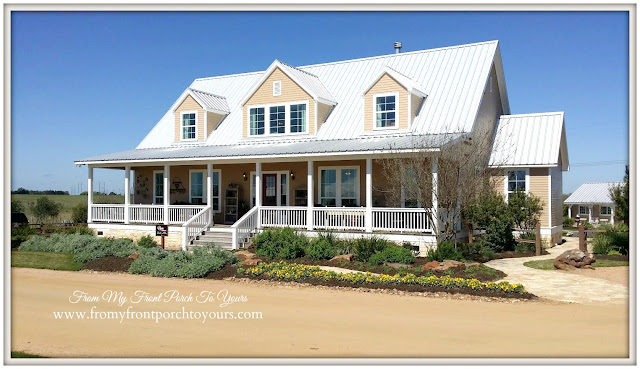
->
11, 251, 83, 271
11, 194, 123, 222
523, 259, 629, 270
11, 351, 46, 358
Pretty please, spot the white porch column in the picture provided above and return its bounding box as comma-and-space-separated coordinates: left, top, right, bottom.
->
207, 163, 213, 208
124, 166, 131, 224
256, 162, 262, 228
611, 206, 615, 225
431, 159, 439, 234
588, 205, 592, 223
307, 160, 314, 231
163, 165, 170, 225
568, 205, 572, 220
87, 165, 93, 224
365, 158, 373, 232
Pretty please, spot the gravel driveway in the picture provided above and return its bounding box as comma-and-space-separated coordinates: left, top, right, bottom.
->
485, 238, 628, 304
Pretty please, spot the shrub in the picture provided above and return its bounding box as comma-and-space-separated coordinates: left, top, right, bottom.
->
592, 227, 629, 255
368, 246, 415, 265
507, 190, 543, 230
254, 228, 307, 259
353, 236, 392, 262
305, 238, 337, 260
463, 192, 517, 252
11, 226, 38, 248
71, 203, 88, 224
592, 233, 614, 255
63, 226, 94, 236
28, 196, 62, 224
563, 216, 574, 228
460, 239, 494, 262
608, 250, 622, 256
426, 241, 463, 262
129, 244, 236, 278
19, 233, 136, 263
334, 238, 356, 255
137, 235, 158, 249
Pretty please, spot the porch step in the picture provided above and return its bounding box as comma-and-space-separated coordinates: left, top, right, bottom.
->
188, 230, 234, 251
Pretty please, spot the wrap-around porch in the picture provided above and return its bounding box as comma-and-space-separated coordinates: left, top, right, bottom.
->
87, 158, 439, 250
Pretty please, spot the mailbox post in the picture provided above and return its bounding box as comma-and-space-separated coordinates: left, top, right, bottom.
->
156, 224, 168, 249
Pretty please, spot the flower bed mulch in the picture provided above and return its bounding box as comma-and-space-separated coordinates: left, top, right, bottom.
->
489, 249, 550, 260
204, 263, 238, 279
595, 254, 629, 262
83, 256, 132, 272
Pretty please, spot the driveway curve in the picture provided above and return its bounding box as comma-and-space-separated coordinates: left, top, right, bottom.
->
485, 238, 628, 305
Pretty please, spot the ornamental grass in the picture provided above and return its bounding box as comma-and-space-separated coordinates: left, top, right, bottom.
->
237, 261, 526, 294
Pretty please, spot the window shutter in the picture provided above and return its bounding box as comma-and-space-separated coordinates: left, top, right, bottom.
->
273, 81, 282, 96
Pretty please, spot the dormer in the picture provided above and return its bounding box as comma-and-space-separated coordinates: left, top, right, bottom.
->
171, 88, 229, 143
362, 66, 427, 132
240, 60, 336, 139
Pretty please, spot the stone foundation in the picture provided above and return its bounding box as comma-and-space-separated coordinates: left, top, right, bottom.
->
90, 226, 184, 251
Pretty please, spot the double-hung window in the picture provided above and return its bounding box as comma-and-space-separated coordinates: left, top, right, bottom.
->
181, 112, 197, 140
189, 170, 221, 211
600, 206, 611, 215
401, 167, 421, 208
248, 101, 308, 136
319, 167, 359, 207
374, 93, 397, 129
506, 170, 527, 201
579, 206, 588, 215
153, 171, 164, 205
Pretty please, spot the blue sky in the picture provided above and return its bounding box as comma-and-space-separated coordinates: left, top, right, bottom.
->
11, 11, 629, 194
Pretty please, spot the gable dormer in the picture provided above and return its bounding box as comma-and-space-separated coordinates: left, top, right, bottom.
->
171, 88, 229, 143
362, 66, 427, 132
240, 60, 336, 139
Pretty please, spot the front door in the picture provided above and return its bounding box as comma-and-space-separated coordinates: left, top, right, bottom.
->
262, 174, 277, 206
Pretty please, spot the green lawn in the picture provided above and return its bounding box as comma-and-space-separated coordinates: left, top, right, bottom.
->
12, 194, 123, 222
11, 251, 83, 271
11, 351, 46, 358
524, 258, 629, 270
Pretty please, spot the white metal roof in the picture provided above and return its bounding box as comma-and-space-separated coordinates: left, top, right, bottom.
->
361, 66, 427, 97
564, 182, 622, 205
488, 112, 569, 170
169, 88, 229, 115
136, 40, 507, 150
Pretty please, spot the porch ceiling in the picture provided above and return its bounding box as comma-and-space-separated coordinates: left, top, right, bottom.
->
74, 133, 460, 166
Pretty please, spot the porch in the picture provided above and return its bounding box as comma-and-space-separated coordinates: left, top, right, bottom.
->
86, 157, 439, 250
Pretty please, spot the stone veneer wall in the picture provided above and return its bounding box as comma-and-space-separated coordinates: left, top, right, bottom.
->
92, 227, 183, 251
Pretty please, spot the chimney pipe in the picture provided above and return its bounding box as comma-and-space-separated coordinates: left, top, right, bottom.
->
394, 42, 402, 54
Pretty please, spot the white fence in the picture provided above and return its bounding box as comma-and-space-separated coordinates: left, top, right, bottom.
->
261, 206, 307, 228
372, 208, 432, 233
91, 204, 125, 223
91, 204, 207, 225
183, 206, 212, 250
129, 205, 164, 224
313, 208, 366, 230
169, 205, 206, 225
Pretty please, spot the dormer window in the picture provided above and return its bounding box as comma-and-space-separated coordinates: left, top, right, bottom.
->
181, 111, 197, 140
374, 93, 398, 129
248, 101, 309, 136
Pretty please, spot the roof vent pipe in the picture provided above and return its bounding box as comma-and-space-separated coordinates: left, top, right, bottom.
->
394, 42, 402, 54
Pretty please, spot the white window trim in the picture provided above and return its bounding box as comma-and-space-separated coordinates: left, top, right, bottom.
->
188, 169, 222, 212
600, 206, 612, 215
372, 92, 400, 131
579, 205, 589, 215
503, 168, 530, 202
247, 100, 310, 137
400, 184, 422, 208
180, 110, 199, 141
250, 171, 290, 207
273, 81, 282, 96
152, 170, 164, 205
317, 166, 361, 207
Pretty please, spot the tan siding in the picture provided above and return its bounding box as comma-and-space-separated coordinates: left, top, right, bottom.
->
243, 67, 316, 138
206, 111, 225, 137
529, 168, 550, 227
174, 95, 205, 142
411, 93, 423, 123
364, 73, 408, 131
316, 102, 333, 132
550, 157, 563, 227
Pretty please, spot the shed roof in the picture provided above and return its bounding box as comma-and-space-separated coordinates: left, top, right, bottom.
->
488, 112, 569, 170
564, 182, 622, 205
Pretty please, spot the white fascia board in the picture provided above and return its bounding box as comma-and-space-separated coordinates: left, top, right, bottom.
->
169, 88, 204, 113
316, 96, 337, 106
74, 147, 440, 167
204, 107, 229, 115
492, 42, 511, 115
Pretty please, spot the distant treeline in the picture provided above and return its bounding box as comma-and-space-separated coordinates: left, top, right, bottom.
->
12, 188, 69, 195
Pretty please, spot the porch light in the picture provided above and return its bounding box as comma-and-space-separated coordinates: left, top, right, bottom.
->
290, 172, 295, 181
242, 172, 247, 181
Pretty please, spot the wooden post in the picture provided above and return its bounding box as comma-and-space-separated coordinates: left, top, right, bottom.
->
578, 223, 586, 252
535, 222, 541, 256
468, 223, 474, 244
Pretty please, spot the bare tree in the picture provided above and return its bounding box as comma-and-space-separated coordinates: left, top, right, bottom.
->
377, 124, 512, 242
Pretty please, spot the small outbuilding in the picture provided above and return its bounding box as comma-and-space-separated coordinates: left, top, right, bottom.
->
564, 182, 621, 224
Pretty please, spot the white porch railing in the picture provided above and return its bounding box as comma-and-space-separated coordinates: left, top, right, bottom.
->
372, 207, 432, 233
129, 205, 164, 224
261, 206, 307, 228
91, 204, 125, 223
169, 205, 207, 225
182, 206, 213, 250
232, 206, 260, 249
313, 207, 366, 231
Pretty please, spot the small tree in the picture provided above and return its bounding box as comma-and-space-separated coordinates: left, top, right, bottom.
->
71, 202, 88, 224
28, 196, 62, 225
610, 166, 629, 225
507, 190, 543, 230
11, 199, 24, 212
462, 191, 516, 252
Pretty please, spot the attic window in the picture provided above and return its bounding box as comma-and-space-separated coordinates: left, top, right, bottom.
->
273, 81, 282, 97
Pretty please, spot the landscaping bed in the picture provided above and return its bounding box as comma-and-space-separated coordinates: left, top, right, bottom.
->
236, 262, 533, 299
83, 256, 132, 272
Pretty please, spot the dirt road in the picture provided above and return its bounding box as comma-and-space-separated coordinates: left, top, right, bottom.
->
11, 268, 629, 358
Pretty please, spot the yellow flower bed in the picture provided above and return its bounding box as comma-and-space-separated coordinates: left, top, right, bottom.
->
237, 261, 526, 294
